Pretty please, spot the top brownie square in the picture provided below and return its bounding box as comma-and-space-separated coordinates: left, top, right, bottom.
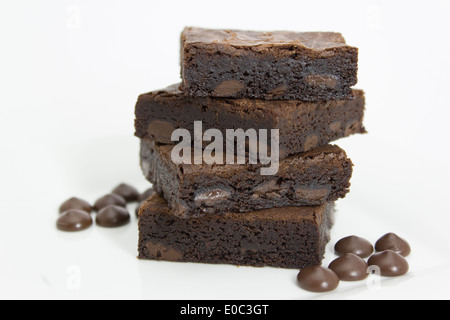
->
180, 27, 358, 101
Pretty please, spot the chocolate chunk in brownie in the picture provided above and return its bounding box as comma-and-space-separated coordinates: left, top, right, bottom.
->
140, 139, 353, 217
180, 27, 358, 101
135, 84, 366, 159
138, 192, 334, 269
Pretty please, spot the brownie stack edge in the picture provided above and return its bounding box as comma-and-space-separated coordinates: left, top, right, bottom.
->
138, 193, 334, 269
135, 27, 364, 269
139, 140, 353, 217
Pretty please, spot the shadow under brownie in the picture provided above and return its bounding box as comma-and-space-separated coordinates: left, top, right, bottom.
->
138, 192, 334, 269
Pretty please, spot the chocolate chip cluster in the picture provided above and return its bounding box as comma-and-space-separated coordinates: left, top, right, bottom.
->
297, 234, 411, 293
57, 184, 154, 231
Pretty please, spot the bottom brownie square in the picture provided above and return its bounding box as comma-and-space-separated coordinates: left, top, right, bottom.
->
138, 193, 334, 269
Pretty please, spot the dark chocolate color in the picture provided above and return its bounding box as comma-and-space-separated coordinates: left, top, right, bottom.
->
328, 253, 369, 281
140, 139, 353, 217
94, 194, 127, 212
181, 27, 358, 101
112, 183, 140, 202
59, 197, 93, 214
375, 233, 411, 257
57, 210, 93, 232
334, 236, 374, 258
96, 205, 130, 228
297, 266, 340, 292
368, 251, 409, 277
138, 187, 155, 203
135, 85, 366, 158
138, 193, 334, 269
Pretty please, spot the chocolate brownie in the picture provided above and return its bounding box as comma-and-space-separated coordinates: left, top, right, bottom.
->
180, 27, 358, 101
135, 84, 366, 157
140, 139, 353, 217
138, 192, 334, 269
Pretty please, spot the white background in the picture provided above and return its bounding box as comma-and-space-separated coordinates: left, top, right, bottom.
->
1, 0, 450, 300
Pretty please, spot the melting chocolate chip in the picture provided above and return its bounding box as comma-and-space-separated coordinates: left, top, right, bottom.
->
145, 241, 183, 261
329, 121, 342, 133
335, 236, 374, 258
135, 202, 143, 218
297, 266, 339, 293
328, 253, 369, 281
59, 197, 93, 214
94, 194, 127, 212
295, 186, 330, 201
147, 120, 176, 144
252, 180, 286, 199
138, 187, 155, 202
194, 188, 231, 207
375, 233, 411, 257
344, 120, 363, 136
57, 210, 93, 232
305, 74, 338, 89
96, 205, 130, 228
368, 250, 409, 277
213, 80, 244, 96
112, 183, 140, 202
304, 134, 319, 151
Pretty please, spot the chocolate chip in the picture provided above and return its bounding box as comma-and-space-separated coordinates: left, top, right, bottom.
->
59, 197, 93, 214
297, 266, 339, 293
328, 253, 369, 281
304, 134, 319, 151
253, 179, 278, 195
375, 233, 411, 257
268, 84, 287, 96
57, 210, 93, 232
295, 186, 330, 201
335, 236, 374, 258
305, 74, 338, 89
96, 205, 130, 228
135, 202, 143, 218
368, 250, 409, 277
329, 121, 342, 133
94, 194, 127, 212
112, 183, 140, 202
147, 120, 176, 144
138, 187, 155, 202
252, 179, 286, 199
213, 80, 244, 96
145, 241, 183, 261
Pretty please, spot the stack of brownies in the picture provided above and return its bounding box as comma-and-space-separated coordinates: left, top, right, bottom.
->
135, 27, 365, 269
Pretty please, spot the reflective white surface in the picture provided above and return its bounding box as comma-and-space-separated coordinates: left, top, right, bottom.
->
1, 0, 450, 299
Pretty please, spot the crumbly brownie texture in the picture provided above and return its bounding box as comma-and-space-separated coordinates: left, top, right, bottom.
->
138, 193, 334, 269
180, 27, 358, 101
135, 84, 366, 157
140, 140, 353, 217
